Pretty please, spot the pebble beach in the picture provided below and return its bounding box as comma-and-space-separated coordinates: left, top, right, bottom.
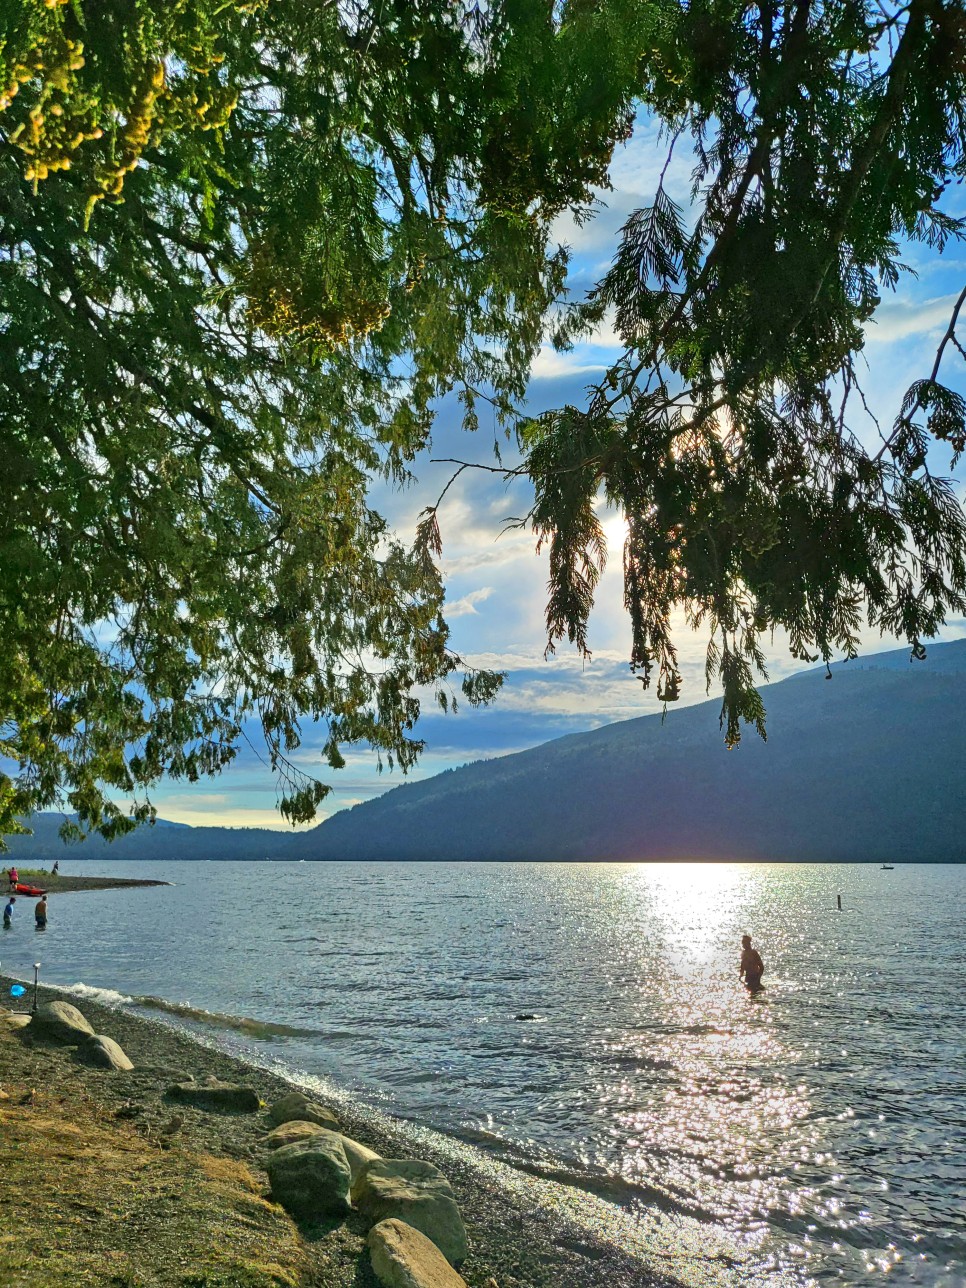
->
0, 972, 768, 1288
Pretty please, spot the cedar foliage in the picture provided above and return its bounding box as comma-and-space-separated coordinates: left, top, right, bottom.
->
3, 0, 966, 843
0, 1, 645, 840
518, 0, 966, 744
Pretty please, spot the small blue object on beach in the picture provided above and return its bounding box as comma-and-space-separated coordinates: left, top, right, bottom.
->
10, 984, 26, 997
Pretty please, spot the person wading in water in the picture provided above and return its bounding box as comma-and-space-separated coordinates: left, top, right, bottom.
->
739, 934, 764, 992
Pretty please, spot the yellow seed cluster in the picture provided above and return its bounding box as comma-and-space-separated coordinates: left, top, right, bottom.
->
2, 1, 248, 205
246, 241, 392, 348
3, 33, 96, 185
91, 61, 164, 201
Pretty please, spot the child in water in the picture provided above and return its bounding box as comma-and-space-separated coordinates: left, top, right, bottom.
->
739, 934, 764, 991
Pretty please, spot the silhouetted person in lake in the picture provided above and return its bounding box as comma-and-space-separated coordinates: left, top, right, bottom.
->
3, 895, 14, 928
739, 934, 764, 992
35, 895, 47, 929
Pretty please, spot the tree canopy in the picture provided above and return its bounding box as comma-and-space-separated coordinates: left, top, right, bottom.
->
514, 0, 966, 744
2, 0, 966, 843
0, 0, 645, 840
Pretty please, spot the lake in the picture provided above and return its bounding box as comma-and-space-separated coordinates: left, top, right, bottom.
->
3, 860, 963, 1286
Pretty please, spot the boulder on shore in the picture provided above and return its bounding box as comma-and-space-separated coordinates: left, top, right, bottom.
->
322, 1128, 380, 1184
266, 1135, 351, 1219
76, 1034, 134, 1071
28, 1000, 95, 1043
353, 1159, 468, 1266
368, 1218, 469, 1288
267, 1090, 339, 1130
167, 1081, 260, 1113
264, 1119, 326, 1150
264, 1121, 379, 1183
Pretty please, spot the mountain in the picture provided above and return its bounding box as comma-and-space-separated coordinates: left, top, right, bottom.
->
289, 639, 966, 862
6, 640, 965, 863
2, 811, 292, 863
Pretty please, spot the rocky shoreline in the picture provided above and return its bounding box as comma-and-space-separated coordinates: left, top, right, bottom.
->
0, 976, 773, 1288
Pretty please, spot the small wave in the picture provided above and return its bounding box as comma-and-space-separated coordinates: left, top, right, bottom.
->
132, 995, 320, 1039
57, 982, 322, 1040
510, 1159, 675, 1211
59, 982, 135, 1007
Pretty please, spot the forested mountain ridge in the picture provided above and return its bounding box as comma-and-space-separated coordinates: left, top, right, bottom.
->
8, 640, 966, 864
291, 640, 966, 863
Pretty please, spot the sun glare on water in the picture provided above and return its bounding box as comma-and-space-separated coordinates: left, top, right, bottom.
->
589, 864, 822, 1269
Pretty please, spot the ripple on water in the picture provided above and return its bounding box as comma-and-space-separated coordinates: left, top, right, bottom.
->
21, 860, 966, 1287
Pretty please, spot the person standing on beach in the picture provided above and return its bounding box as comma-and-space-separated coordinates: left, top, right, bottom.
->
3, 895, 14, 928
8, 865, 18, 888
739, 934, 764, 992
35, 895, 48, 929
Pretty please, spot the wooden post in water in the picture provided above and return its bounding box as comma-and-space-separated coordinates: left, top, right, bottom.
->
836, 894, 842, 911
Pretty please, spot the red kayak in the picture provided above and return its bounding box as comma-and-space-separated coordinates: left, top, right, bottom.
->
13, 883, 46, 897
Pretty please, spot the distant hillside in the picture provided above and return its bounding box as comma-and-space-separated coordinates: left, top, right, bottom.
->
289, 640, 966, 863
3, 812, 293, 864
6, 640, 966, 864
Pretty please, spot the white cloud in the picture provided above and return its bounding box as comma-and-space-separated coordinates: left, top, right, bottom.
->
530, 347, 608, 380
445, 586, 494, 618
151, 804, 311, 831
865, 293, 958, 344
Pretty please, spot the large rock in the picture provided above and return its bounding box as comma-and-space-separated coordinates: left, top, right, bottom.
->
328, 1130, 381, 1184
275, 1123, 381, 1179
2, 1013, 32, 1030
76, 1034, 134, 1071
352, 1160, 468, 1266
167, 1081, 260, 1112
29, 1000, 95, 1043
265, 1120, 325, 1150
266, 1135, 351, 1218
264, 1122, 379, 1183
267, 1091, 339, 1130
368, 1219, 469, 1288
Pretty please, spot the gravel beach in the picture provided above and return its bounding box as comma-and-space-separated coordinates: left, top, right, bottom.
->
0, 973, 776, 1288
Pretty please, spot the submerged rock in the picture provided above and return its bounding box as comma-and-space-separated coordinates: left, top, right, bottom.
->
167, 1081, 260, 1112
353, 1159, 468, 1266
2, 1013, 32, 1030
368, 1218, 469, 1288
267, 1090, 339, 1130
266, 1135, 351, 1218
76, 1034, 134, 1071
29, 1000, 95, 1043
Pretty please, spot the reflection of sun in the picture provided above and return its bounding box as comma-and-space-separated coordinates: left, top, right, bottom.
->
602, 863, 817, 1230
626, 862, 754, 966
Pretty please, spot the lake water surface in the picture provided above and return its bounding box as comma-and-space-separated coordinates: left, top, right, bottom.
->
3, 860, 963, 1286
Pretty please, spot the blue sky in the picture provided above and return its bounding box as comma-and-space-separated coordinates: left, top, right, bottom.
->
147, 126, 966, 830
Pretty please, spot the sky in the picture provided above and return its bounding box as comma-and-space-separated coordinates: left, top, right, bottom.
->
146, 121, 966, 830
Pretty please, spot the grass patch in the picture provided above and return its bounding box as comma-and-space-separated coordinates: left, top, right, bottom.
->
0, 1036, 306, 1287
